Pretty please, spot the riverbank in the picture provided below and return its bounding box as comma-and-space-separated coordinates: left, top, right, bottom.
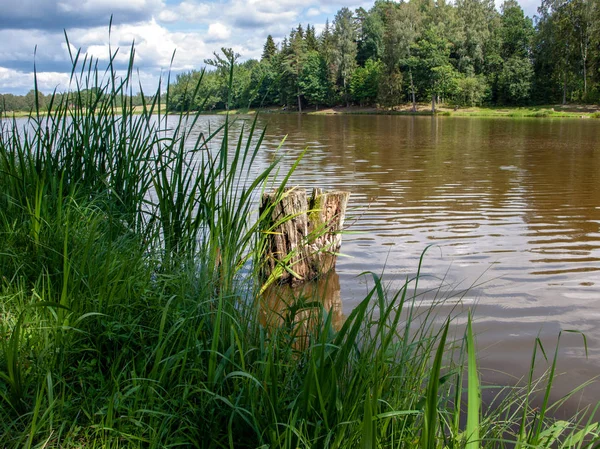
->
4, 103, 599, 119
218, 103, 600, 119
0, 104, 167, 118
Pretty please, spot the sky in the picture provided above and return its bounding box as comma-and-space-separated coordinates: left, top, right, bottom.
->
0, 0, 540, 96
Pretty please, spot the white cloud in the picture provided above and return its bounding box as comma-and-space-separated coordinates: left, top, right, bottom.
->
207, 23, 231, 41
34, 71, 74, 91
158, 9, 180, 22
70, 20, 211, 69
0, 66, 71, 92
228, 6, 299, 29
177, 1, 212, 21
245, 0, 315, 13
156, 1, 212, 24
86, 44, 133, 64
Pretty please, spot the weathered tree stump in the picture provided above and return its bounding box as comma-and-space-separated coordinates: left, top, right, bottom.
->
260, 187, 350, 286
307, 188, 349, 275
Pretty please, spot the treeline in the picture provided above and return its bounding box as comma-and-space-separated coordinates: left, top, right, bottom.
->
169, 0, 600, 112
0, 89, 151, 113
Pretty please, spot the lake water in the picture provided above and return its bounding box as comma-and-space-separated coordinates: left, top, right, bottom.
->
10, 112, 599, 406
230, 113, 600, 407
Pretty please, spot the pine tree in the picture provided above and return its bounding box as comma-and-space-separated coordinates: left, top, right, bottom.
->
319, 18, 338, 104
333, 7, 358, 107
305, 24, 318, 51
262, 35, 277, 61
299, 51, 330, 109
284, 26, 308, 112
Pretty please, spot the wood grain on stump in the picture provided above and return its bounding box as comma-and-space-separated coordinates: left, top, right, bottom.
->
260, 187, 350, 286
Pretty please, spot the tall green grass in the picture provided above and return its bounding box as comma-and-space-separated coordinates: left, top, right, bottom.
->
1, 38, 599, 448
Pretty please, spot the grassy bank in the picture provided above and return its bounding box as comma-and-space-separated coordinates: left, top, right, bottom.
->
1, 46, 600, 448
1, 104, 167, 119
198, 104, 600, 119
7, 103, 599, 120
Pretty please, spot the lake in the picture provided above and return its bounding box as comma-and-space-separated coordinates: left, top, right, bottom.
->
228, 113, 600, 407
10, 112, 600, 406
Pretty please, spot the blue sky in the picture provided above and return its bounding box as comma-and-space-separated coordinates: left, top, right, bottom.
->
0, 0, 540, 95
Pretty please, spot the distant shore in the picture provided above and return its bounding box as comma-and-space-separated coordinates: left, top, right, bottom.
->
4, 103, 599, 119
214, 103, 600, 119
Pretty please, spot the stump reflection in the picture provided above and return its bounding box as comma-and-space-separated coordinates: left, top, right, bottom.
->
260, 271, 343, 349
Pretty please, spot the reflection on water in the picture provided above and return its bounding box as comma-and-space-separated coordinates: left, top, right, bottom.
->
260, 271, 343, 349
189, 114, 600, 404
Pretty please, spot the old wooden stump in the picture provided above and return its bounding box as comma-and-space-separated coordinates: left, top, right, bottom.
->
260, 187, 350, 286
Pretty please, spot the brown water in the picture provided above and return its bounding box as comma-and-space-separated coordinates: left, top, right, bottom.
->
8, 112, 599, 406
240, 114, 600, 406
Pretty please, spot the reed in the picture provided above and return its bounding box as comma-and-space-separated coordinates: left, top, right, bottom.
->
0, 38, 598, 448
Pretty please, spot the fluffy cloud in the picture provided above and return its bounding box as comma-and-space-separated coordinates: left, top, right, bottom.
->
0, 29, 72, 74
157, 9, 180, 23
0, 66, 71, 92
156, 1, 213, 24
67, 20, 215, 70
207, 23, 231, 41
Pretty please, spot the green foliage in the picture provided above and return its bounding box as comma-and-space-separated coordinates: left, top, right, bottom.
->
168, 69, 220, 111
454, 74, 489, 106
0, 93, 29, 112
3, 0, 600, 114
167, 54, 268, 112
356, 6, 385, 65
350, 58, 382, 106
299, 51, 331, 108
412, 25, 457, 110
465, 313, 481, 449
204, 47, 241, 110
305, 24, 319, 52
377, 69, 403, 107
262, 34, 277, 61
534, 0, 595, 104
153, 0, 600, 112
499, 56, 534, 104
333, 7, 359, 106
282, 25, 308, 111
23, 89, 47, 111
454, 0, 497, 75
500, 0, 534, 59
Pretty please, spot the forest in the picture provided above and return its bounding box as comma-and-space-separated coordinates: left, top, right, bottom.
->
1, 0, 599, 114
0, 90, 148, 113
167, 0, 600, 112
